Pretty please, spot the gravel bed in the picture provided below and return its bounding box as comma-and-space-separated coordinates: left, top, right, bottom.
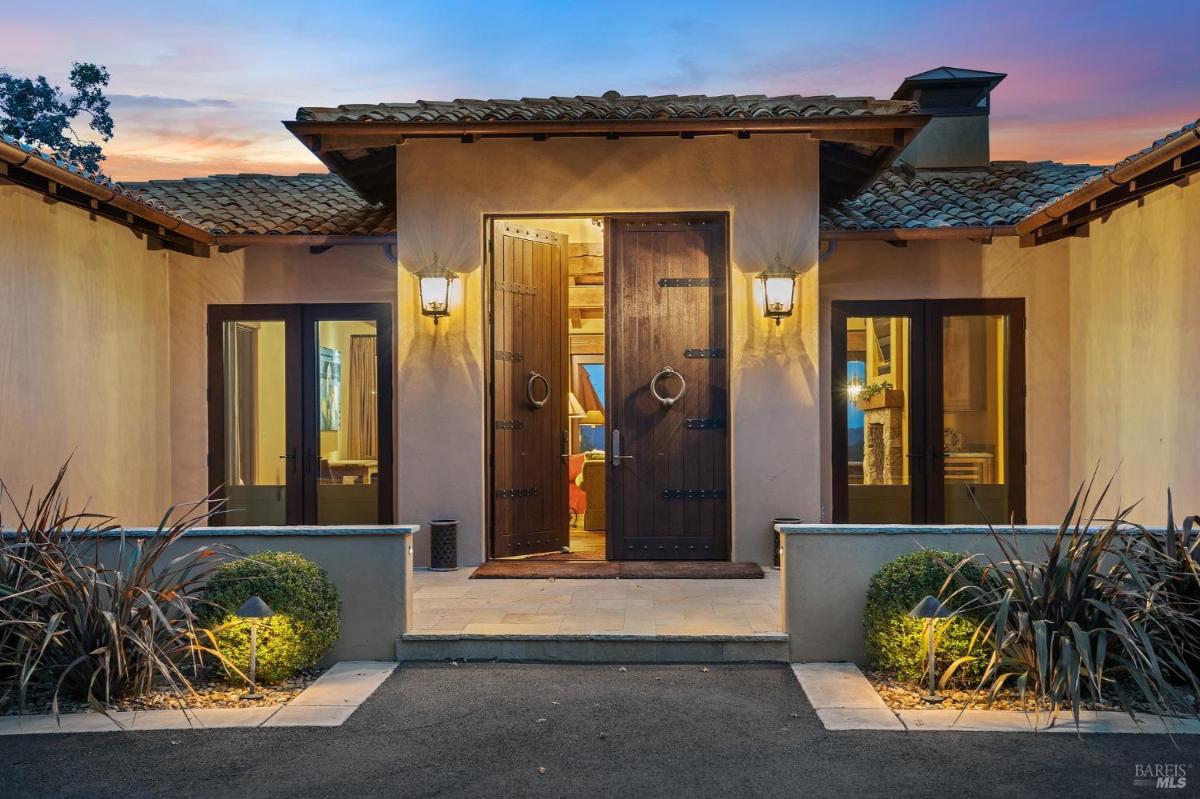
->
867, 670, 1196, 715
0, 666, 326, 716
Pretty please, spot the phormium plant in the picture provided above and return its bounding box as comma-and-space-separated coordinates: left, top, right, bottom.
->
0, 462, 233, 715
946, 475, 1200, 728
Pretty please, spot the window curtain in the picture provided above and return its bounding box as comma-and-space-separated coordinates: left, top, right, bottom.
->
224, 323, 258, 484
346, 334, 378, 460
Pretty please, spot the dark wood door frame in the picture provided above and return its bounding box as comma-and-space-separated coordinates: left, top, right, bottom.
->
830, 298, 1026, 524
926, 298, 1026, 525
830, 300, 927, 524
207, 302, 393, 525
300, 303, 394, 525
207, 304, 303, 524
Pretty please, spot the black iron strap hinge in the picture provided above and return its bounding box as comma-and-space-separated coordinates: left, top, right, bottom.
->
684, 418, 727, 430
662, 489, 728, 500
496, 488, 538, 499
658, 277, 720, 288
684, 348, 725, 359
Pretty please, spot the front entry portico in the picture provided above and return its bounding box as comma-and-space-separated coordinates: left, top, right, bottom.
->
486, 214, 732, 562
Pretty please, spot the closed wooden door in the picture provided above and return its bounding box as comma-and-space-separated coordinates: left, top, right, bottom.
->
606, 216, 730, 560
490, 223, 570, 557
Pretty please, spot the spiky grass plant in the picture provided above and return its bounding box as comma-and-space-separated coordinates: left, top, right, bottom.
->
944, 475, 1200, 729
0, 463, 234, 715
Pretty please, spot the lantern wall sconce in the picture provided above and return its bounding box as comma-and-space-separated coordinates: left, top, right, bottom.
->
756, 254, 799, 326
417, 255, 457, 325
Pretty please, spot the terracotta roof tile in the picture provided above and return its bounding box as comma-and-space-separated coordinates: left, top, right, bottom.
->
297, 90, 917, 124
1, 133, 184, 218
1022, 118, 1199, 222
127, 173, 394, 236
820, 161, 1104, 231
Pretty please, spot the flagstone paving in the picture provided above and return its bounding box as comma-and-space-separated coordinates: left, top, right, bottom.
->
411, 567, 782, 636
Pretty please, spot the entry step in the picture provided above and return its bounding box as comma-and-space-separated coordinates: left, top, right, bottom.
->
397, 632, 789, 663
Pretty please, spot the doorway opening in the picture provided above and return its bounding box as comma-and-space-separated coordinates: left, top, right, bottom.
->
486, 214, 731, 562
831, 299, 1026, 525
207, 303, 393, 526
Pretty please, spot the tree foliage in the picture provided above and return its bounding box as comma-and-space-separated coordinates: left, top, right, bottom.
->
0, 62, 114, 175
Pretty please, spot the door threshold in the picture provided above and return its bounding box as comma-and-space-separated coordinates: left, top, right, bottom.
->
472, 561, 763, 579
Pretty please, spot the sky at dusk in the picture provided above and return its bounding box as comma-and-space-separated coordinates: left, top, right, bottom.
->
3, 0, 1197, 181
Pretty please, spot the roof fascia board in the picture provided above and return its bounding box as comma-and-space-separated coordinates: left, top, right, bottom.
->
821, 225, 1016, 242
285, 113, 930, 144
214, 234, 395, 248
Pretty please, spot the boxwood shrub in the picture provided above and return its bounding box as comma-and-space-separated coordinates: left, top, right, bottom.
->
200, 551, 341, 684
864, 549, 986, 685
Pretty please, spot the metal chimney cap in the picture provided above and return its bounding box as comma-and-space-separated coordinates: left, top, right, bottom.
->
909, 595, 952, 619
236, 595, 275, 618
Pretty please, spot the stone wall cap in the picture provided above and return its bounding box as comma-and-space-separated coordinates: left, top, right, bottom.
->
3, 525, 420, 540
774, 523, 1166, 536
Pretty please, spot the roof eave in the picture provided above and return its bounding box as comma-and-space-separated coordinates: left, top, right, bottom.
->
1015, 122, 1200, 238
0, 138, 215, 253
822, 225, 1017, 242
284, 113, 929, 142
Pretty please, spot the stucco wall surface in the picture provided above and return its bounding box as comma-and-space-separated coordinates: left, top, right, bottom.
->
393, 135, 822, 565
1067, 179, 1200, 523
0, 187, 173, 522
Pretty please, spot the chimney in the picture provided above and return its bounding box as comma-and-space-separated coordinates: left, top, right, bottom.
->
892, 67, 1006, 168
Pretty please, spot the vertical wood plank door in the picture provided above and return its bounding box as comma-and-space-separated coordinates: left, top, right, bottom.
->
490, 223, 570, 557
606, 216, 730, 560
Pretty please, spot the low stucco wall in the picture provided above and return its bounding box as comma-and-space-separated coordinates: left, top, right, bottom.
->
778, 524, 1066, 664
109, 526, 416, 662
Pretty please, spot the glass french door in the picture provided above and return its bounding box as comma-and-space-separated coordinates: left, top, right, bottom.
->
208, 304, 393, 525
832, 299, 1025, 525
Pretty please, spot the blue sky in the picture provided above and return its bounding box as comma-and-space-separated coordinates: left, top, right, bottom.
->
3, 0, 1196, 179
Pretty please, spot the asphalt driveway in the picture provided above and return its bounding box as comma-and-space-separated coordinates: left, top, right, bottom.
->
4, 663, 1197, 799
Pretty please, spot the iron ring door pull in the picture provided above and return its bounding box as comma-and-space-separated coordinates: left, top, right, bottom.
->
526, 371, 551, 409
650, 366, 686, 408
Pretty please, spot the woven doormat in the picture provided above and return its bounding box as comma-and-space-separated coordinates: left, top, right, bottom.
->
470, 560, 764, 579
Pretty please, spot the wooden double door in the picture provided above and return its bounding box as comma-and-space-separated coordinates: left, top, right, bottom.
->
488, 215, 730, 560
207, 303, 393, 526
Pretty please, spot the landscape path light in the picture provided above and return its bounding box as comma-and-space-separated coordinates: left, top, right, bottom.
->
909, 594, 952, 704
236, 595, 274, 700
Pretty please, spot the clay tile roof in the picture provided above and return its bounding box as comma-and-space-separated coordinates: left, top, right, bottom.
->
0, 133, 183, 218
820, 161, 1105, 231
126, 172, 394, 236
1020, 118, 1200, 223
296, 90, 917, 124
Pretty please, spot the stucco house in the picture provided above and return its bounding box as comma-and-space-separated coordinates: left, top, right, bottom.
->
2, 66, 1197, 569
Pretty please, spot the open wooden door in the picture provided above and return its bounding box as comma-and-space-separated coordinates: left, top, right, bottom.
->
606, 216, 730, 560
489, 223, 570, 557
